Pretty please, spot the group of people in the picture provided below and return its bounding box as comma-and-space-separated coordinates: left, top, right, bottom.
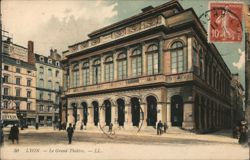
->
232, 120, 248, 145
157, 120, 168, 135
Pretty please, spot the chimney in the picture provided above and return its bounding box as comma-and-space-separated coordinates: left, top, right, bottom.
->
28, 41, 36, 64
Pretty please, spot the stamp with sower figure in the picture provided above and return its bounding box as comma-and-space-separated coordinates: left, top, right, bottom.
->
209, 2, 243, 43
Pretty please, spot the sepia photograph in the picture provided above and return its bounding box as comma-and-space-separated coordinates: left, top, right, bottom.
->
0, 0, 249, 159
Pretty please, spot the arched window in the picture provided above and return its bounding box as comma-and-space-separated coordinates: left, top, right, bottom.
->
170, 41, 184, 74
93, 59, 101, 84
72, 63, 79, 87
104, 56, 114, 82
147, 44, 159, 75
82, 62, 90, 86
131, 49, 142, 77
117, 52, 127, 80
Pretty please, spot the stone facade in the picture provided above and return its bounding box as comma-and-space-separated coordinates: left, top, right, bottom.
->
62, 1, 235, 132
2, 39, 36, 126
35, 50, 63, 127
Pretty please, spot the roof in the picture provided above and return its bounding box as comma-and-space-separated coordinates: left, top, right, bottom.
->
88, 0, 183, 38
3, 55, 36, 70
35, 53, 61, 68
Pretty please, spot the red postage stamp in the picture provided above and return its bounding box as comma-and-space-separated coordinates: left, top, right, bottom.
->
209, 2, 243, 43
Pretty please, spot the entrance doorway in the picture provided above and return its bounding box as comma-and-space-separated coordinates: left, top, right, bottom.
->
146, 96, 157, 126
131, 97, 140, 126
117, 98, 125, 126
171, 95, 183, 127
104, 100, 111, 126
92, 101, 99, 126
82, 102, 88, 126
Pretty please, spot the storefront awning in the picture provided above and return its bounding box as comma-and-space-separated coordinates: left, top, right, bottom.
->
1, 113, 19, 121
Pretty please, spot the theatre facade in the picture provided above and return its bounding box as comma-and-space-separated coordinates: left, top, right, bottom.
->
61, 0, 232, 132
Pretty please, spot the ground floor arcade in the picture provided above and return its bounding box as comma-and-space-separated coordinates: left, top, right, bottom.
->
66, 86, 232, 132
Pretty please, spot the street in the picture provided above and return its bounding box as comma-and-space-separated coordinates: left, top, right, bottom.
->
0, 128, 249, 160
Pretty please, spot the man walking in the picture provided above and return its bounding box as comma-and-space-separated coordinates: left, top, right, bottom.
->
109, 122, 113, 134
67, 123, 74, 144
10, 124, 19, 144
157, 120, 163, 135
163, 122, 168, 133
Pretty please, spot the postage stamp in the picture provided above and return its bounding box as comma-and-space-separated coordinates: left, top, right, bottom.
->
209, 2, 243, 43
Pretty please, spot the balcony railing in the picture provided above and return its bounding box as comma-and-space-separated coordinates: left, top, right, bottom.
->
66, 72, 194, 95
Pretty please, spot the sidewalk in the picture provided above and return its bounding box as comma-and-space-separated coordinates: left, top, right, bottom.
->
8, 126, 239, 144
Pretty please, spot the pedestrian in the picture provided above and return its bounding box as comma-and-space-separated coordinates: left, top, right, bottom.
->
80, 121, 83, 130
163, 122, 168, 133
35, 123, 39, 130
232, 125, 239, 138
66, 123, 74, 144
109, 122, 113, 133
157, 120, 163, 135
238, 120, 248, 145
9, 124, 19, 144
0, 125, 4, 146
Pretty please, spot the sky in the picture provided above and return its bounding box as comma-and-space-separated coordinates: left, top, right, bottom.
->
2, 0, 248, 87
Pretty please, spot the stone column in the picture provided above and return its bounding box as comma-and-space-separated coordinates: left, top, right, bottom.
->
89, 60, 93, 85
198, 99, 202, 130
112, 104, 116, 124
204, 105, 208, 130
88, 106, 94, 126
99, 107, 105, 126
140, 103, 147, 125
166, 103, 171, 126
187, 36, 193, 72
113, 52, 118, 81
157, 103, 163, 124
124, 101, 131, 127
125, 103, 131, 127
79, 63, 83, 86
127, 47, 132, 78
142, 42, 147, 76
101, 56, 105, 83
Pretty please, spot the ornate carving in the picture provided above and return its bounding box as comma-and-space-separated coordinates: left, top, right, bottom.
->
69, 45, 78, 52
91, 38, 100, 46
101, 34, 112, 42
127, 23, 141, 34
79, 42, 89, 49
113, 29, 126, 38
144, 18, 158, 28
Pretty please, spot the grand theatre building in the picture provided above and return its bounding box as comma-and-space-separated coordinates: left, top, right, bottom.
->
62, 0, 232, 132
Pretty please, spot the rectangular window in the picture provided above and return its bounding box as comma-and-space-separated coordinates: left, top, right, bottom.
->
73, 71, 80, 87
27, 103, 31, 111
16, 77, 21, 85
48, 81, 52, 89
48, 93, 51, 100
27, 79, 31, 87
16, 88, 21, 97
16, 68, 21, 73
105, 63, 114, 82
40, 92, 43, 100
39, 105, 44, 111
27, 91, 31, 98
3, 75, 9, 83
48, 69, 52, 77
4, 88, 9, 95
4, 65, 9, 71
132, 57, 142, 77
48, 106, 52, 112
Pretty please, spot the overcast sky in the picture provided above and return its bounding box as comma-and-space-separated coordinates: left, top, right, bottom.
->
2, 0, 248, 87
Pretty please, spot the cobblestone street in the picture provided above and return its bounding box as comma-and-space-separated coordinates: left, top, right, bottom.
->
0, 127, 249, 160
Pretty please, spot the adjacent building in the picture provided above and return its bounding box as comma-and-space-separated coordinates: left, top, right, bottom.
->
62, 0, 234, 132
231, 73, 244, 126
35, 49, 62, 126
1, 39, 36, 126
